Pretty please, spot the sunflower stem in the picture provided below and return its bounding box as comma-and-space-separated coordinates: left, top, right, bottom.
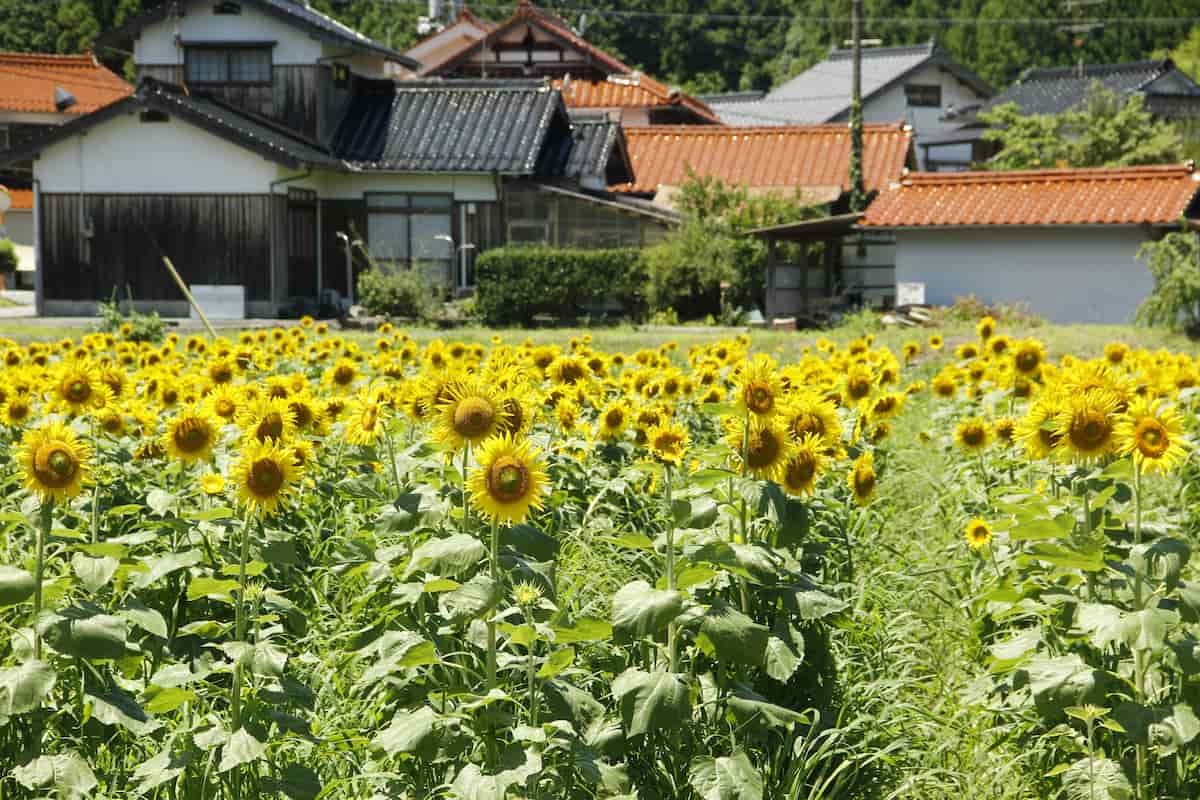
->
664, 466, 677, 673
230, 516, 255, 733
462, 444, 471, 535
737, 412, 752, 615
33, 499, 51, 661
487, 517, 499, 691
1132, 460, 1148, 800
1133, 460, 1144, 609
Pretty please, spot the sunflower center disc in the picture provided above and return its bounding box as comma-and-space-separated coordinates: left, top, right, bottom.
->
252, 460, 283, 494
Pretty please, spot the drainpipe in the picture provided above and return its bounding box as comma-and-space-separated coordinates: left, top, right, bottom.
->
268, 168, 312, 314
32, 178, 42, 317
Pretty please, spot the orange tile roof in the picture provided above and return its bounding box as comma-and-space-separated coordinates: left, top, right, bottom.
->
552, 75, 719, 123
861, 164, 1200, 228
0, 52, 132, 115
5, 189, 32, 211
611, 123, 914, 195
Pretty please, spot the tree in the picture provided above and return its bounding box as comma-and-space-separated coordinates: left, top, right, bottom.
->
1167, 25, 1200, 82
1136, 229, 1200, 334
980, 83, 1183, 170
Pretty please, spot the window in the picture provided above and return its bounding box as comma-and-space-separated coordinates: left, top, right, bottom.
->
185, 45, 272, 85
904, 83, 942, 108
366, 193, 455, 287
214, 1, 242, 13
0, 125, 9, 152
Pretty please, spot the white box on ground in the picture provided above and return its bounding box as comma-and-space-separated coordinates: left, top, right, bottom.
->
190, 285, 245, 320
896, 282, 925, 306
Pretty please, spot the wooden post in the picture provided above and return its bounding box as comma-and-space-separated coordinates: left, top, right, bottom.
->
161, 256, 218, 338
765, 237, 777, 319
800, 240, 810, 317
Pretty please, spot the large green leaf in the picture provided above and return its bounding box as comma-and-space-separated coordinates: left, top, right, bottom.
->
695, 600, 768, 666
1131, 538, 1191, 591
1020, 541, 1106, 572
725, 684, 807, 735
357, 631, 439, 686
45, 613, 128, 660
1020, 654, 1100, 711
372, 705, 439, 757
131, 748, 194, 796
129, 549, 202, 589
611, 668, 690, 737
0, 660, 56, 717
552, 617, 612, 644
88, 688, 160, 735
403, 534, 488, 580
1061, 757, 1132, 800
0, 565, 36, 607
1112, 702, 1200, 755
70, 553, 119, 593
611, 580, 683, 640
688, 751, 763, 800
219, 729, 266, 773
13, 751, 98, 799
438, 575, 500, 624
450, 749, 542, 800
691, 541, 780, 584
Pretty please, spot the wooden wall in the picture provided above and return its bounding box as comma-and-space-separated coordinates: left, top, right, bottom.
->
39, 193, 272, 303
138, 65, 322, 141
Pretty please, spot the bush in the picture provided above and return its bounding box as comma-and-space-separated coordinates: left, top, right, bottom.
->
1136, 230, 1200, 334
96, 296, 166, 343
356, 268, 436, 321
474, 246, 646, 326
0, 239, 17, 274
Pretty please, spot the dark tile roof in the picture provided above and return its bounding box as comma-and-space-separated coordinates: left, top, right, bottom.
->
984, 59, 1200, 117
560, 116, 629, 184
96, 0, 418, 68
329, 79, 571, 174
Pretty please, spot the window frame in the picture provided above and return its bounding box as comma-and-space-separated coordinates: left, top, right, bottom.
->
904, 83, 942, 108
183, 42, 275, 87
364, 191, 455, 273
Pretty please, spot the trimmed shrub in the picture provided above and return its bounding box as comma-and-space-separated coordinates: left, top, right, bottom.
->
474, 246, 646, 326
357, 268, 436, 321
0, 239, 17, 274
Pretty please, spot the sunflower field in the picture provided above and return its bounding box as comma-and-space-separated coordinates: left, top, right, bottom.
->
0, 317, 1198, 799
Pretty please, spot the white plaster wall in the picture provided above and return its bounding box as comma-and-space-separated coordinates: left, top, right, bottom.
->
302, 171, 498, 202
894, 227, 1154, 323
134, 2, 323, 65
35, 111, 279, 193
865, 63, 988, 168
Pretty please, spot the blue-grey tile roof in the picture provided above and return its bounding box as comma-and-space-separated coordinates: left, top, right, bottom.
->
330, 79, 572, 174
981, 59, 1200, 117
708, 42, 992, 126
561, 116, 629, 184
96, 0, 418, 68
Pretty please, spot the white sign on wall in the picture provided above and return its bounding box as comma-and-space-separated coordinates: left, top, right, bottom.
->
191, 285, 245, 320
896, 282, 926, 306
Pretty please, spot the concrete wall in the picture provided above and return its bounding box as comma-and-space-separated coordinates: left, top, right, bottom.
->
864, 63, 988, 168
36, 111, 281, 194
893, 226, 1155, 323
135, 2, 323, 65
299, 171, 499, 202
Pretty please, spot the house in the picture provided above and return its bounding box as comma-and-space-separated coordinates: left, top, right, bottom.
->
11, 0, 664, 318
858, 164, 1200, 323
612, 123, 915, 312
0, 52, 132, 289
704, 42, 993, 168
406, 1, 719, 125
925, 59, 1200, 171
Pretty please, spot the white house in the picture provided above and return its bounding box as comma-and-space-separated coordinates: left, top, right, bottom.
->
704, 42, 993, 169
8, 0, 665, 317
859, 164, 1200, 323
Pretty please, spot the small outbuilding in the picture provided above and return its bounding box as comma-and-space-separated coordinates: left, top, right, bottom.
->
859, 163, 1200, 323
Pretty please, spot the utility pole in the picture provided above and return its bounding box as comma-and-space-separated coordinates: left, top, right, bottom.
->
849, 0, 865, 213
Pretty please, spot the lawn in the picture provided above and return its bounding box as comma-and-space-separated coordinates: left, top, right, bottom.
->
0, 313, 1197, 798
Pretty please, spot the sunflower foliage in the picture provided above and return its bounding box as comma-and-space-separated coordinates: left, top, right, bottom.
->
930, 320, 1200, 800
0, 323, 930, 799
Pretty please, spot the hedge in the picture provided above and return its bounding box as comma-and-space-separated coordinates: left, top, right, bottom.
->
474, 246, 647, 326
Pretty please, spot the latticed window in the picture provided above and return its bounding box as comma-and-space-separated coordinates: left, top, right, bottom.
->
185, 46, 272, 85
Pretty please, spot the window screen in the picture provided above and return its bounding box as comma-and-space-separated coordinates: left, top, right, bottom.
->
186, 46, 272, 84
904, 83, 942, 108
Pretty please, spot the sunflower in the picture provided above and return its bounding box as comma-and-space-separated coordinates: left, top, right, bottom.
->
548, 355, 589, 385
435, 380, 504, 449
976, 316, 996, 341
1054, 390, 1120, 464
646, 421, 689, 465
963, 518, 993, 550
931, 373, 958, 399
200, 472, 226, 495
596, 400, 631, 441
232, 438, 299, 516
1115, 398, 1189, 474
52, 359, 112, 414
345, 390, 386, 446
781, 394, 842, 448
847, 451, 877, 507
728, 416, 792, 482
237, 396, 297, 444
1104, 341, 1129, 366
206, 384, 240, 422
928, 334, 944, 351
867, 391, 905, 421
0, 394, 34, 428
469, 435, 547, 524
1012, 339, 1046, 376
19, 421, 91, 503
994, 417, 1017, 446
843, 364, 874, 404
954, 417, 992, 453
163, 405, 219, 462
735, 355, 783, 417
782, 434, 825, 496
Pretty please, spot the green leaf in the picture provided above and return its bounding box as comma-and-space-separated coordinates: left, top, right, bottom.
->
764, 634, 803, 683
46, 613, 128, 660
1020, 654, 1099, 711
130, 550, 202, 590
989, 627, 1041, 671
372, 705, 439, 757
500, 524, 560, 561
142, 686, 196, 714
450, 749, 543, 800
186, 577, 241, 603
1021, 541, 1107, 572
537, 647, 575, 679
1113, 703, 1200, 755
438, 574, 500, 624
778, 585, 848, 621
131, 748, 194, 796
726, 684, 807, 734
219, 729, 266, 773
693, 541, 780, 584
600, 532, 655, 551
0, 565, 36, 607
688, 751, 763, 800
612, 667, 691, 737
13, 751, 98, 799
146, 489, 178, 517
271, 763, 322, 800
184, 506, 235, 521
119, 603, 169, 639
88, 688, 160, 735
611, 580, 683, 640
696, 600, 768, 666
358, 631, 439, 686
403, 534, 488, 580
1061, 757, 1132, 800
70, 553, 119, 593
1008, 515, 1074, 541
552, 617, 612, 644
0, 660, 57, 716
1131, 538, 1191, 590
